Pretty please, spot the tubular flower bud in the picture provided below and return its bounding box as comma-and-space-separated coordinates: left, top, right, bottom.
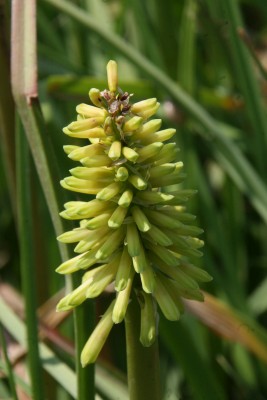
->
57, 60, 212, 366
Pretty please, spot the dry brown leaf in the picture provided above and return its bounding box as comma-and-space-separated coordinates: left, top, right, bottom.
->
184, 291, 267, 363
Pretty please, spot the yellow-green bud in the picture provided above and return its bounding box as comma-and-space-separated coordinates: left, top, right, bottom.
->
112, 268, 134, 323
68, 143, 103, 161
136, 142, 163, 163
86, 213, 112, 229
66, 117, 104, 132
107, 60, 118, 92
145, 224, 173, 246
108, 140, 121, 160
76, 103, 107, 118
95, 227, 125, 259
63, 145, 79, 155
108, 206, 128, 228
132, 243, 147, 273
153, 276, 180, 321
81, 154, 112, 168
89, 88, 102, 107
131, 98, 157, 114
81, 301, 115, 366
128, 174, 147, 190
123, 116, 143, 132
140, 262, 155, 293
122, 146, 139, 162
96, 182, 122, 201
118, 190, 133, 208
115, 166, 129, 181
127, 223, 141, 257
63, 126, 106, 139
131, 206, 151, 232
115, 246, 133, 291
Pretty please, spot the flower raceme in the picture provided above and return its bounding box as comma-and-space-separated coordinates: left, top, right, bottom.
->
56, 60, 212, 367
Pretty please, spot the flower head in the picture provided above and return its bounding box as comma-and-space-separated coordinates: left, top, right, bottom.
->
57, 60, 212, 366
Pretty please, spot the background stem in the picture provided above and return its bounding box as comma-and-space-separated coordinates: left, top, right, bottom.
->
16, 117, 45, 400
125, 296, 161, 400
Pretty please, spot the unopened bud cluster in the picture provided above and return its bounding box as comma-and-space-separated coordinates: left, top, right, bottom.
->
57, 60, 212, 366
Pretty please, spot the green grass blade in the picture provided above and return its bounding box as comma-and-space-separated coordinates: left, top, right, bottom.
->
0, 296, 78, 398
160, 319, 227, 400
0, 324, 19, 400
0, 358, 32, 397
221, 0, 267, 176
248, 278, 267, 316
0, 296, 129, 400
0, 3, 16, 216
177, 0, 198, 92
16, 117, 45, 400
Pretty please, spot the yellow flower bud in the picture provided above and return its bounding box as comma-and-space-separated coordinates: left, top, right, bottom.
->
68, 143, 103, 161
66, 117, 105, 132
132, 243, 147, 273
112, 268, 134, 324
118, 190, 133, 208
86, 213, 113, 230
81, 301, 115, 366
145, 224, 173, 246
63, 126, 106, 139
123, 116, 143, 132
96, 182, 122, 201
115, 247, 133, 291
76, 103, 107, 118
108, 140, 122, 161
122, 146, 139, 162
95, 227, 125, 259
128, 174, 147, 191
107, 60, 118, 92
108, 206, 128, 228
140, 262, 155, 293
81, 154, 112, 168
136, 142, 163, 163
127, 223, 141, 257
131, 206, 151, 232
153, 276, 180, 321
89, 88, 102, 107
131, 98, 157, 114
115, 166, 128, 181
63, 145, 79, 155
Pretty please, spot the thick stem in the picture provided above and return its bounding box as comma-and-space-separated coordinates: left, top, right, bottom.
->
125, 296, 161, 400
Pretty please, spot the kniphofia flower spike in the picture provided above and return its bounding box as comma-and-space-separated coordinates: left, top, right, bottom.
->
56, 60, 212, 367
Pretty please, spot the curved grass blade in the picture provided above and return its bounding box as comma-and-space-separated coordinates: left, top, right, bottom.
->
0, 296, 78, 398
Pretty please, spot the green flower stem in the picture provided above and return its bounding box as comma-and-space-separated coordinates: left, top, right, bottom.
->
44, 0, 267, 223
125, 296, 161, 400
16, 117, 45, 400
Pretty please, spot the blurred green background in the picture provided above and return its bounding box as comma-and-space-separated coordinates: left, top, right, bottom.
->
1, 0, 267, 399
